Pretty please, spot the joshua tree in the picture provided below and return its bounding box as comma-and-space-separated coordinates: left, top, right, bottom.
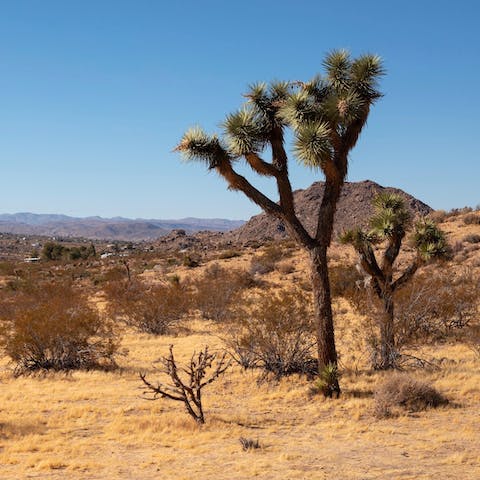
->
175, 50, 384, 396
340, 193, 449, 369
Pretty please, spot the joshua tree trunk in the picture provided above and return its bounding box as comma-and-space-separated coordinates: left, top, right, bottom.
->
309, 245, 339, 395
378, 291, 396, 370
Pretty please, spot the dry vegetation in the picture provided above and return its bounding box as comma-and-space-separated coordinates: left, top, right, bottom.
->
0, 213, 479, 479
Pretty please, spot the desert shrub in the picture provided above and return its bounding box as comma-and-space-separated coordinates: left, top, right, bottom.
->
463, 213, 480, 225
0, 283, 120, 374
277, 261, 295, 275
345, 269, 479, 353
451, 241, 464, 255
394, 270, 479, 345
239, 437, 261, 451
217, 249, 242, 260
105, 278, 191, 335
182, 254, 200, 268
225, 288, 317, 379
374, 374, 448, 418
329, 263, 364, 298
98, 264, 130, 283
463, 325, 480, 359
42, 241, 95, 261
428, 210, 447, 223
0, 262, 17, 276
166, 256, 180, 266
249, 244, 286, 275
463, 234, 480, 244
446, 207, 472, 219
249, 256, 274, 275
192, 264, 256, 322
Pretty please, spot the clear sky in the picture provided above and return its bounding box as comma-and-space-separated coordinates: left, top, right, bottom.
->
1, 0, 479, 220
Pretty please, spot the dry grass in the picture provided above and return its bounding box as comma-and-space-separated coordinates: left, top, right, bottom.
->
0, 218, 479, 479
1, 318, 479, 479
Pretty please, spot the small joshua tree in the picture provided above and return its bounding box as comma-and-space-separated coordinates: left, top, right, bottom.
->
140, 345, 230, 424
340, 193, 449, 369
175, 50, 384, 396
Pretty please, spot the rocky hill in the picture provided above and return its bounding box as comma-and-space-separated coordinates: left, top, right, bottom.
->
229, 180, 432, 244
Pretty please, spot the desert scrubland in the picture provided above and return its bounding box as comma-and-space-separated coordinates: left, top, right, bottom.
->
0, 211, 479, 479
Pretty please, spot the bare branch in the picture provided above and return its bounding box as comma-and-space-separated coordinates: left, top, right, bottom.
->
139, 345, 230, 424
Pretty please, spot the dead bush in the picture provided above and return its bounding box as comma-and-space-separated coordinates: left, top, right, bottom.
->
239, 437, 261, 451
345, 268, 479, 356
463, 213, 480, 225
463, 234, 480, 244
277, 261, 295, 275
192, 264, 256, 322
225, 288, 317, 379
463, 325, 480, 359
105, 278, 191, 335
329, 263, 364, 298
394, 270, 479, 345
0, 283, 120, 374
182, 254, 200, 268
428, 210, 448, 223
140, 345, 230, 424
249, 244, 286, 275
374, 373, 448, 418
217, 249, 242, 260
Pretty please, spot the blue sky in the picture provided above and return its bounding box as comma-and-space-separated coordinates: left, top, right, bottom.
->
1, 0, 479, 220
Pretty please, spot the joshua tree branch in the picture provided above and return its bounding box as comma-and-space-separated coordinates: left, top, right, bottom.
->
216, 156, 313, 247
381, 232, 404, 276
215, 157, 282, 217
245, 153, 278, 177
392, 258, 423, 292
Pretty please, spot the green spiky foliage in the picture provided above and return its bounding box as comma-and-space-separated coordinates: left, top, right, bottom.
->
175, 127, 231, 169
315, 362, 341, 399
177, 49, 384, 177
413, 218, 449, 261
339, 227, 378, 250
341, 194, 450, 369
280, 50, 384, 172
370, 193, 411, 238
175, 50, 384, 394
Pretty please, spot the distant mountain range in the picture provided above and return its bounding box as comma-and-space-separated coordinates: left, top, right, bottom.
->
0, 181, 433, 243
0, 213, 245, 241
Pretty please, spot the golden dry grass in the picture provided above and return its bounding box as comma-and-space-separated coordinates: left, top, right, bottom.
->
1, 320, 479, 479
0, 215, 479, 479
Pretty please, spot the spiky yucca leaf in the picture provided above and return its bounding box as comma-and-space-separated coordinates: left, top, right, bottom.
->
245, 81, 289, 131
246, 82, 268, 104
323, 49, 351, 91
293, 121, 332, 169
370, 206, 410, 239
278, 91, 321, 129
314, 362, 341, 397
302, 75, 331, 103
269, 81, 291, 102
373, 192, 406, 212
350, 54, 385, 100
223, 108, 266, 156
321, 91, 365, 126
175, 127, 228, 169
339, 227, 378, 249
413, 219, 449, 261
